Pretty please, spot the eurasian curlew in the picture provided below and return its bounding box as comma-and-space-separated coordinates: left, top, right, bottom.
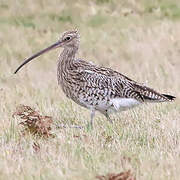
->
14, 30, 175, 127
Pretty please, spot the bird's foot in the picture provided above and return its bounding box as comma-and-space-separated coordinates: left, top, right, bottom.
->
107, 118, 113, 124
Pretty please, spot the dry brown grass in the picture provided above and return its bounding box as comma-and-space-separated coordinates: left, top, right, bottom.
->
96, 170, 135, 180
0, 0, 180, 179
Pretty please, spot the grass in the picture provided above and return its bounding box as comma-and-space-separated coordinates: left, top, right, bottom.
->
0, 0, 180, 179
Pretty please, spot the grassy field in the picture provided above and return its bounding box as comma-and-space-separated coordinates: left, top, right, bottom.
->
0, 0, 180, 179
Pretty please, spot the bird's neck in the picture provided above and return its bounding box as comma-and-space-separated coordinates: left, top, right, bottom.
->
57, 46, 78, 84
59, 46, 78, 63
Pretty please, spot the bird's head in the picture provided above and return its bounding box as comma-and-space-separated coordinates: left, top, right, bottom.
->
60, 30, 80, 49
14, 30, 80, 74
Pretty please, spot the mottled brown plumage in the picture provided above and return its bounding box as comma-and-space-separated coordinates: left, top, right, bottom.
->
14, 30, 175, 127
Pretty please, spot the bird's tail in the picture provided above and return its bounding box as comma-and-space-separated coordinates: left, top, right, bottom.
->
134, 84, 176, 103
161, 94, 176, 101
143, 93, 175, 102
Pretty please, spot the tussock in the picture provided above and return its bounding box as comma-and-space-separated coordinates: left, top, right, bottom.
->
13, 105, 53, 137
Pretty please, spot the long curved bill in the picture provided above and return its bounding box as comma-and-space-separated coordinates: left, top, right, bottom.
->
14, 40, 62, 74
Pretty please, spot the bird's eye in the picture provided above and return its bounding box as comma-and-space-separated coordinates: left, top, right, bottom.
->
64, 36, 71, 41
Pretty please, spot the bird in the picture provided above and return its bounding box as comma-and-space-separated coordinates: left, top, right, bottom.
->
14, 30, 175, 128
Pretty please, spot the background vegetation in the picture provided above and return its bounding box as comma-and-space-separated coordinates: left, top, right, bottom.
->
0, 0, 180, 179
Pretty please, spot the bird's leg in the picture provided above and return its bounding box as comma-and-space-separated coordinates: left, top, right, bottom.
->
105, 111, 113, 124
100, 110, 113, 124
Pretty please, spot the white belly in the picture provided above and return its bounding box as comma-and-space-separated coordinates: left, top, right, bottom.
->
109, 98, 141, 113
77, 95, 141, 114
